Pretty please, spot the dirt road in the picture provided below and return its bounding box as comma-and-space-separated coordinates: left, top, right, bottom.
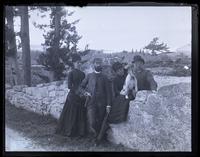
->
5, 101, 133, 151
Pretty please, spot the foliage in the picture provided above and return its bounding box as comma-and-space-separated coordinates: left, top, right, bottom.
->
34, 7, 82, 80
144, 37, 170, 55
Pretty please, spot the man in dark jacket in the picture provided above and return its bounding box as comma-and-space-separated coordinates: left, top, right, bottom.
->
130, 55, 157, 93
109, 56, 157, 124
80, 58, 112, 143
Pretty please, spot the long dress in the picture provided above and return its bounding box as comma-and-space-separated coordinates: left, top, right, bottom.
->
55, 69, 86, 137
108, 73, 131, 124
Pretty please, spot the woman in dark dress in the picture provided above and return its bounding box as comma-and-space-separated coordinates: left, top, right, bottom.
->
108, 62, 134, 124
55, 54, 86, 137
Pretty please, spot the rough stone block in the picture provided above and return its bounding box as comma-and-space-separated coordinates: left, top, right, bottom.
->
60, 83, 68, 90
36, 84, 44, 87
58, 91, 66, 97
5, 83, 12, 89
37, 88, 48, 98
108, 83, 191, 151
13, 85, 27, 92
49, 91, 56, 97
48, 85, 55, 91
25, 88, 33, 95
49, 104, 64, 120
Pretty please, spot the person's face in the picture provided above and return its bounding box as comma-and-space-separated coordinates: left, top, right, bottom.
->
94, 61, 102, 67
74, 61, 81, 69
93, 61, 102, 71
116, 68, 124, 76
133, 61, 144, 71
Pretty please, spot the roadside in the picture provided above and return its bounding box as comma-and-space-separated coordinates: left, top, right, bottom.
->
5, 100, 134, 151
6, 127, 47, 151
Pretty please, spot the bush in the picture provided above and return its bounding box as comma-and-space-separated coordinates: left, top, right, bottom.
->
170, 66, 191, 77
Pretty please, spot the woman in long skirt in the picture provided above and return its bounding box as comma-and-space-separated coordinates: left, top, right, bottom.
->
108, 62, 134, 124
55, 54, 86, 137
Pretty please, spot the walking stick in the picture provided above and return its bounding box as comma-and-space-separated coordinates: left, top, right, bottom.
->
84, 95, 91, 107
96, 109, 110, 142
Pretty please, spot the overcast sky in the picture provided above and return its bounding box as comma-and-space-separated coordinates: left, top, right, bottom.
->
15, 6, 191, 52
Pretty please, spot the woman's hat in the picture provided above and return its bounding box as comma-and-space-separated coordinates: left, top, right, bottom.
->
93, 57, 103, 64
70, 53, 81, 62
112, 61, 123, 72
132, 55, 145, 64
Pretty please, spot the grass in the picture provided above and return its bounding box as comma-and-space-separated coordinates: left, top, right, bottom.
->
5, 100, 134, 152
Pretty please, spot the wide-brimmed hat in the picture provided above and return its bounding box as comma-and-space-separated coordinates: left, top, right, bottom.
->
132, 55, 145, 64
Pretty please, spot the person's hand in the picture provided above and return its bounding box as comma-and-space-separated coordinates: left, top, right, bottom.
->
152, 90, 157, 93
120, 89, 126, 96
85, 92, 91, 97
106, 105, 111, 113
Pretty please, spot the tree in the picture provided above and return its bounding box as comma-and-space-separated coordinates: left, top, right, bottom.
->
144, 37, 169, 55
5, 6, 21, 86
19, 6, 31, 86
35, 7, 82, 81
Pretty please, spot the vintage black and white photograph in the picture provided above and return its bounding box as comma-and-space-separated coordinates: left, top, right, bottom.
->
4, 5, 192, 152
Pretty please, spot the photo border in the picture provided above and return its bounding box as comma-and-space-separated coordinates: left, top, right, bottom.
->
1, 0, 199, 157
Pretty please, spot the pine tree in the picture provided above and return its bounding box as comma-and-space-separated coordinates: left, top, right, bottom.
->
144, 37, 169, 55
35, 7, 82, 81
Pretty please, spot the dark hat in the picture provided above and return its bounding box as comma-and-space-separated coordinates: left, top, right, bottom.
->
70, 53, 81, 62
112, 61, 123, 72
93, 57, 103, 64
132, 55, 145, 64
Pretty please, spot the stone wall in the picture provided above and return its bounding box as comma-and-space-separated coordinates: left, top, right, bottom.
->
6, 81, 69, 119
5, 76, 191, 151
108, 83, 191, 151
5, 75, 190, 120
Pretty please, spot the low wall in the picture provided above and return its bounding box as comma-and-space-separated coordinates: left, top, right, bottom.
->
6, 81, 69, 119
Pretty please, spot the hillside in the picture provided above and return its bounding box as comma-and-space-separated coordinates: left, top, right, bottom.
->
10, 47, 191, 86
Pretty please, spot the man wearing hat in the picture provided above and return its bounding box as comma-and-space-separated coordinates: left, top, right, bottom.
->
80, 58, 112, 144
127, 55, 157, 93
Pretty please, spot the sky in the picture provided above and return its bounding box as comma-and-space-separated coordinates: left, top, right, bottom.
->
14, 6, 191, 52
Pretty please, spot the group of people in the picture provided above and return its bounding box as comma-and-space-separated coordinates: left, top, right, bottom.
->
55, 54, 157, 145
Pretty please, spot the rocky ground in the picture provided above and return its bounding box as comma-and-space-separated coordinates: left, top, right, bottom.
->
5, 100, 134, 151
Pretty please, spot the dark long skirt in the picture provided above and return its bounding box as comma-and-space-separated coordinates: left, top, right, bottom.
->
108, 95, 130, 124
55, 91, 86, 137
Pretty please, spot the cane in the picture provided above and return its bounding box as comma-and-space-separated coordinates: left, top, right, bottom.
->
96, 107, 110, 142
84, 95, 91, 107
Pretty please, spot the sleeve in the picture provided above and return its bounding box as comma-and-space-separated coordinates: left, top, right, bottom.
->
105, 76, 112, 106
122, 74, 132, 95
68, 71, 73, 90
82, 73, 86, 80
79, 74, 89, 95
76, 72, 86, 96
146, 71, 158, 91
112, 78, 120, 97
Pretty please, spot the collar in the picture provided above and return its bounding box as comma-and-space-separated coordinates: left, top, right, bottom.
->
94, 70, 101, 74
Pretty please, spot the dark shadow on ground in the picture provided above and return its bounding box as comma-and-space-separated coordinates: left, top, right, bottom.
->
5, 100, 134, 151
